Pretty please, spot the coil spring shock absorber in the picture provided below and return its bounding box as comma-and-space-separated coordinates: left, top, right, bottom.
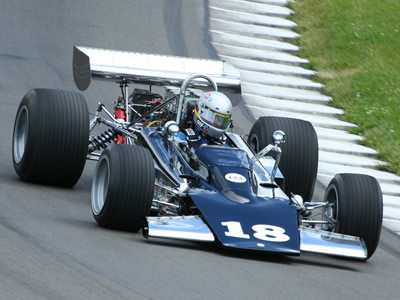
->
88, 129, 119, 152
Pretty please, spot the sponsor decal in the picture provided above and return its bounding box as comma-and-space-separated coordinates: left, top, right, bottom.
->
225, 173, 246, 183
196, 119, 204, 127
196, 119, 209, 132
203, 93, 212, 102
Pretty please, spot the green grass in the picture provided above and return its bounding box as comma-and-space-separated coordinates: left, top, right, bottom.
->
290, 0, 400, 175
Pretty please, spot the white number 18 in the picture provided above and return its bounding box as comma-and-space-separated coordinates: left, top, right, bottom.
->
221, 221, 290, 242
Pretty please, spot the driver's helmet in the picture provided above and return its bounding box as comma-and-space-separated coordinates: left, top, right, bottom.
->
193, 91, 232, 139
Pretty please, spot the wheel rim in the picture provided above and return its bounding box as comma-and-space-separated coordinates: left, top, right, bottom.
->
91, 156, 110, 215
324, 185, 339, 231
13, 106, 29, 164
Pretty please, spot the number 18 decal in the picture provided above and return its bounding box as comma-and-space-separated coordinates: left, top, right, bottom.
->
221, 221, 290, 242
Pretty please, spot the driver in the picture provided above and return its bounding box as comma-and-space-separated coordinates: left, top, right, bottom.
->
178, 91, 233, 147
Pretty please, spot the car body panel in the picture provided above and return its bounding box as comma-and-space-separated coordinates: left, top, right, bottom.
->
189, 189, 300, 254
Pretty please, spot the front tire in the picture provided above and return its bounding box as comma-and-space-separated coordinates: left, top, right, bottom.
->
248, 117, 319, 202
12, 89, 89, 187
91, 144, 155, 231
324, 173, 383, 259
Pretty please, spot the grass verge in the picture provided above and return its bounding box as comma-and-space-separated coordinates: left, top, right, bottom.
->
290, 0, 400, 175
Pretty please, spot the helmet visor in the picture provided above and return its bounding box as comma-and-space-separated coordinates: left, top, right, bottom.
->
200, 107, 231, 130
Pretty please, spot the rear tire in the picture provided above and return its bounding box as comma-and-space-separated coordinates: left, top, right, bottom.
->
248, 117, 318, 202
12, 89, 89, 187
324, 173, 383, 259
91, 144, 155, 231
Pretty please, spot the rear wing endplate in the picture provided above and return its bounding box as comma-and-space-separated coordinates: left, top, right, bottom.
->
73, 46, 241, 94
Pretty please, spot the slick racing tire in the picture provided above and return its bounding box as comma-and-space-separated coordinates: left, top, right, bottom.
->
324, 173, 383, 259
91, 144, 155, 231
12, 89, 89, 187
248, 117, 318, 202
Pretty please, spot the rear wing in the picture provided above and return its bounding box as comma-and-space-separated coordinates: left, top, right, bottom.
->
73, 46, 241, 94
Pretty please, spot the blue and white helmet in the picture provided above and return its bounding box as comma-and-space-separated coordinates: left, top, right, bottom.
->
193, 91, 232, 139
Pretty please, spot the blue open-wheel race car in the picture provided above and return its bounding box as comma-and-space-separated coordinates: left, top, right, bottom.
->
12, 46, 383, 260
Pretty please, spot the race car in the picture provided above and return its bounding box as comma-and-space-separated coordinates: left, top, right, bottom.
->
12, 46, 383, 260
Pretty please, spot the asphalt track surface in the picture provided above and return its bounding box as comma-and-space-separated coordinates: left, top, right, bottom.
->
0, 1, 399, 299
